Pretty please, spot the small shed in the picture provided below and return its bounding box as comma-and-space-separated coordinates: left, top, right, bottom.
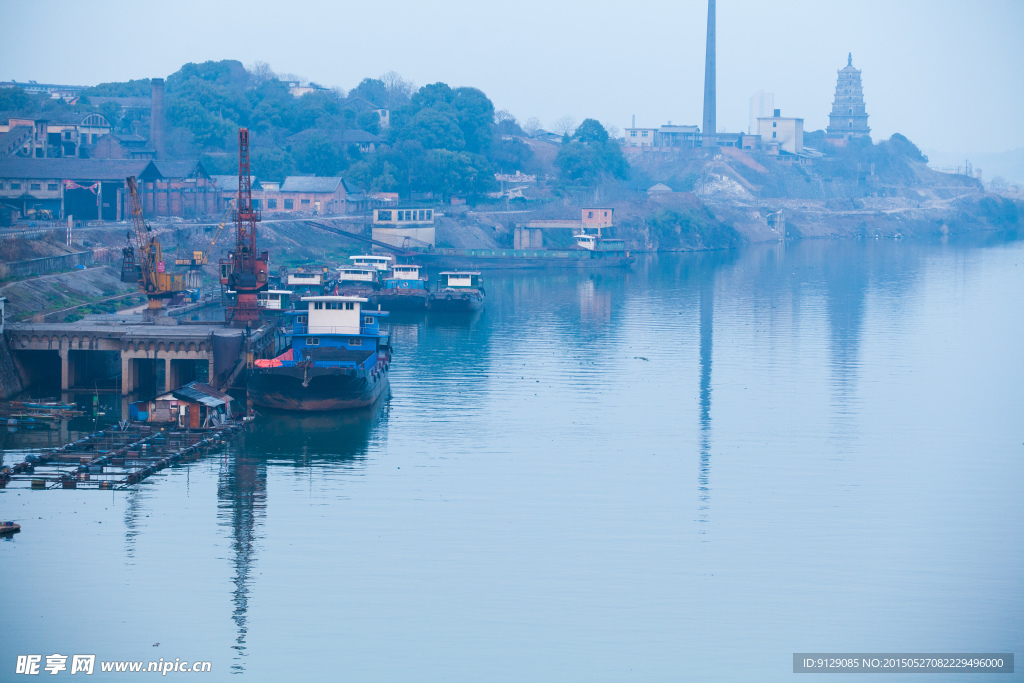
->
140, 382, 235, 428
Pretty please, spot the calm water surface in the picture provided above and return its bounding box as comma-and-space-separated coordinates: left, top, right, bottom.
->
2, 237, 1022, 681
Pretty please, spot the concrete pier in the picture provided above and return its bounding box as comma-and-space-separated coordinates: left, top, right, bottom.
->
5, 321, 275, 394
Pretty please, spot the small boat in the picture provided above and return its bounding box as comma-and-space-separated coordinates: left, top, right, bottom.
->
283, 269, 332, 297
257, 289, 295, 319
21, 402, 77, 411
427, 271, 485, 312
335, 264, 380, 297
376, 263, 429, 310
1, 521, 21, 535
349, 254, 393, 272
573, 230, 628, 254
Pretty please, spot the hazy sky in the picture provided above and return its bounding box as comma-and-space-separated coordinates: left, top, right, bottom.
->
2, 0, 1022, 155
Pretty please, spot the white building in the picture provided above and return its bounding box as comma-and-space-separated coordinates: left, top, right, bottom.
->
757, 109, 804, 155
749, 91, 775, 134
624, 127, 658, 147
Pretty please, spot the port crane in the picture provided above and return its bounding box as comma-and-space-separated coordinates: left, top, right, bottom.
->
220, 128, 268, 325
121, 175, 186, 311
175, 220, 228, 270
175, 219, 229, 293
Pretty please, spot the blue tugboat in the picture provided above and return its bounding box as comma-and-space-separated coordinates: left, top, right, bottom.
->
376, 263, 429, 310
426, 271, 484, 312
249, 295, 391, 411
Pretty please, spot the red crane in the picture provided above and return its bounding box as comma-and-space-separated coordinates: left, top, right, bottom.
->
221, 128, 268, 324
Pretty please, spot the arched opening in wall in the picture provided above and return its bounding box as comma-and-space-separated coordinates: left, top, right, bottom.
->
68, 350, 121, 390
11, 350, 60, 395
169, 359, 209, 389
132, 358, 165, 398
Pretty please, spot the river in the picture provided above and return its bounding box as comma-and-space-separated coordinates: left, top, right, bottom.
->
2, 236, 1022, 681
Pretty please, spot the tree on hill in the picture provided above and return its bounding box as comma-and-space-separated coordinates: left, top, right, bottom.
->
0, 86, 34, 112
885, 133, 928, 162
555, 118, 628, 184
294, 131, 347, 177
81, 78, 153, 98
349, 78, 388, 107
395, 107, 465, 150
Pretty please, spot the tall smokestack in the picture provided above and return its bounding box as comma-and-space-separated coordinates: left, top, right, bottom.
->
151, 78, 165, 160
701, 0, 716, 148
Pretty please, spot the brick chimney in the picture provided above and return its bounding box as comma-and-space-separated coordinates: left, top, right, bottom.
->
150, 78, 165, 160
701, 0, 716, 147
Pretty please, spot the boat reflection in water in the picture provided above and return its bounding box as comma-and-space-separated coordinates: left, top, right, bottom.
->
245, 396, 389, 460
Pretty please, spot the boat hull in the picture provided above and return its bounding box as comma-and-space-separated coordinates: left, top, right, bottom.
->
426, 290, 484, 312
248, 364, 389, 411
373, 289, 429, 310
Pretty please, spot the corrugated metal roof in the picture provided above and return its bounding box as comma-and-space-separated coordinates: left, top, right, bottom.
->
169, 381, 234, 406
152, 160, 209, 180
210, 174, 260, 192
280, 176, 343, 193
0, 157, 156, 180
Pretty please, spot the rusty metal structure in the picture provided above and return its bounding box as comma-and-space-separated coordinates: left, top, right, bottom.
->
220, 128, 268, 325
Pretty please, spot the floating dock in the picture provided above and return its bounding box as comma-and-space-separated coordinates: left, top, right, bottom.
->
1, 422, 240, 490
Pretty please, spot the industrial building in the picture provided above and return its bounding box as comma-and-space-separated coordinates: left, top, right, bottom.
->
0, 157, 217, 220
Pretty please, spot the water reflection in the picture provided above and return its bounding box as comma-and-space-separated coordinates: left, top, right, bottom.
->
246, 399, 388, 462
217, 448, 266, 674
215, 402, 386, 673
821, 246, 868, 416
698, 261, 714, 532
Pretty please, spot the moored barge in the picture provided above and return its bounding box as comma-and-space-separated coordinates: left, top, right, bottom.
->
426, 271, 484, 312
250, 295, 391, 411
376, 263, 429, 310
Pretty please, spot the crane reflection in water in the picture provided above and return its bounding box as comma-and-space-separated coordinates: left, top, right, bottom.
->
215, 400, 386, 673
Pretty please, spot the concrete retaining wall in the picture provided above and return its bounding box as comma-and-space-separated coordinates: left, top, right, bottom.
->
0, 251, 94, 280
0, 336, 25, 399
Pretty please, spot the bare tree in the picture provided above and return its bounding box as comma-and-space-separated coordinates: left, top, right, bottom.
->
603, 122, 621, 140
247, 61, 275, 85
522, 117, 542, 136
380, 71, 415, 108
552, 115, 577, 137
495, 109, 517, 124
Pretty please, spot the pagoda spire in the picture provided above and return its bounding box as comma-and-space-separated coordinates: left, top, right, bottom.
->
826, 53, 871, 141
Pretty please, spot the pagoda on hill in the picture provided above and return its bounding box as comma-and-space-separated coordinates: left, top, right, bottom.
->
826, 53, 871, 142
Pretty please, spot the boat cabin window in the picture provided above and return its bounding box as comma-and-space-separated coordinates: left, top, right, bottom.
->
349, 338, 362, 346
346, 302, 355, 310
307, 337, 319, 346
297, 315, 307, 323
364, 316, 374, 324
314, 302, 324, 309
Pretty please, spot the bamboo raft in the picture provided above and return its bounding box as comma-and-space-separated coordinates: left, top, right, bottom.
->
0, 422, 241, 491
